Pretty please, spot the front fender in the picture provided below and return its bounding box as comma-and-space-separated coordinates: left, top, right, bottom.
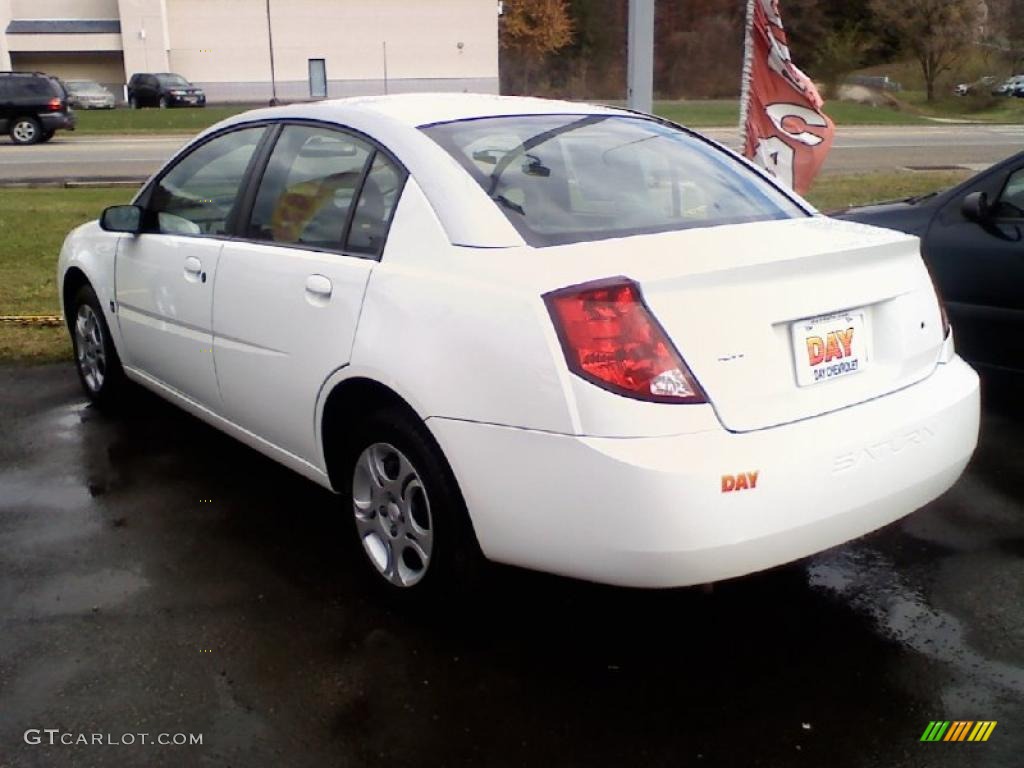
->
58, 220, 124, 351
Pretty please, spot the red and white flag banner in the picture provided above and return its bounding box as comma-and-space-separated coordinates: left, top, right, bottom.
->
740, 0, 835, 195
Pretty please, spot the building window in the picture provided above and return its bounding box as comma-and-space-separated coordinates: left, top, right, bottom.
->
308, 59, 327, 99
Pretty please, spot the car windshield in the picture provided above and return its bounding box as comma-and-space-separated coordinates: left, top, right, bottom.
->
157, 74, 191, 88
422, 114, 806, 246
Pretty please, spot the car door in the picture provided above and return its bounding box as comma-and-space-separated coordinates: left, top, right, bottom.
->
0, 78, 11, 130
213, 123, 406, 463
115, 125, 268, 407
138, 75, 156, 105
925, 163, 1024, 371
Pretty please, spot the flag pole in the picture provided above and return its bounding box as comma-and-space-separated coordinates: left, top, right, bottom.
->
738, 0, 757, 148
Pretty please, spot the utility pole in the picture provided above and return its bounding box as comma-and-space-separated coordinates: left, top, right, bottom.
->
626, 0, 654, 113
265, 0, 278, 105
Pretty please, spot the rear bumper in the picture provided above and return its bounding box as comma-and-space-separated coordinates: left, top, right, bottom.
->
429, 356, 980, 588
40, 112, 76, 131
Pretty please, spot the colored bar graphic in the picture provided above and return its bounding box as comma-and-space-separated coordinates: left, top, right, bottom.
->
969, 722, 998, 742
921, 721, 950, 742
921, 721, 997, 742
944, 721, 972, 741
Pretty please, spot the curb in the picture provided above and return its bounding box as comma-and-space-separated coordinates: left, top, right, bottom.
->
0, 179, 145, 189
0, 316, 63, 327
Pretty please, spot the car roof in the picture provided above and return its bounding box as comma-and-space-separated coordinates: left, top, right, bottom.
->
305, 93, 621, 128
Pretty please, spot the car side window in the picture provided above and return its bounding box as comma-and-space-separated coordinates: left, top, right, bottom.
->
147, 126, 265, 236
346, 153, 404, 256
247, 125, 373, 250
995, 169, 1024, 219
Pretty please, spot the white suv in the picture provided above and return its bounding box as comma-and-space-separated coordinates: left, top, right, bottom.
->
58, 95, 980, 596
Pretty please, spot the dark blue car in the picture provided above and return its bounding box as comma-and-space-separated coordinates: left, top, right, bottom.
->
834, 151, 1024, 378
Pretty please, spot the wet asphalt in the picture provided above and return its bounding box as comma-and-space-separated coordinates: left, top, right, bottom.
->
0, 363, 1022, 768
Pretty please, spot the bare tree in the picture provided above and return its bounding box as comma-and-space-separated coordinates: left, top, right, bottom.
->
870, 0, 982, 100
815, 24, 870, 98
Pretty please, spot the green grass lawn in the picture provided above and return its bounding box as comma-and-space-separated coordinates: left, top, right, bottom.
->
896, 90, 1024, 123
69, 93, 1022, 137
1, 172, 969, 364
0, 187, 131, 363
73, 105, 252, 134
805, 169, 969, 212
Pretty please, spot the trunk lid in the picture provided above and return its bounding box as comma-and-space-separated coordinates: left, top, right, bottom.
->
530, 216, 945, 433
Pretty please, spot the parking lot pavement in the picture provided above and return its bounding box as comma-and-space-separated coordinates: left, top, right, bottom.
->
1, 363, 1021, 767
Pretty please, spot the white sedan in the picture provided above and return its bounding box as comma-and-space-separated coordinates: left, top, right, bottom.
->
58, 94, 980, 595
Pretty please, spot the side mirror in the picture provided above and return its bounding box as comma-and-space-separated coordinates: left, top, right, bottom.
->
961, 191, 990, 222
100, 204, 142, 234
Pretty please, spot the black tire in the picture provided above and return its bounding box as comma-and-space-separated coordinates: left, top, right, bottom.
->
158, 96, 169, 109
338, 406, 486, 601
10, 116, 42, 145
129, 95, 139, 109
68, 283, 126, 409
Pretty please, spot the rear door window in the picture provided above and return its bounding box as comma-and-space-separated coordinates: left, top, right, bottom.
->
346, 153, 405, 256
246, 125, 404, 256
248, 125, 372, 249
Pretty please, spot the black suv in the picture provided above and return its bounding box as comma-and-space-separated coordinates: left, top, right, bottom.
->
127, 73, 206, 109
0, 71, 76, 145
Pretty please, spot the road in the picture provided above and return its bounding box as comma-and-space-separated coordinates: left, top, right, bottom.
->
0, 124, 1021, 183
0, 364, 1022, 767
706, 123, 1024, 175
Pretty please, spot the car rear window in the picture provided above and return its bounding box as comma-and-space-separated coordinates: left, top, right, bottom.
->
422, 114, 807, 247
4, 76, 63, 99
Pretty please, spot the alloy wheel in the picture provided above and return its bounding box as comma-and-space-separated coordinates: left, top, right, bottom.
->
352, 442, 434, 588
12, 120, 37, 144
75, 304, 106, 393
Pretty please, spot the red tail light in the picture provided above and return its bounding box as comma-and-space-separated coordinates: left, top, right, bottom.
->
47, 98, 62, 111
544, 277, 706, 404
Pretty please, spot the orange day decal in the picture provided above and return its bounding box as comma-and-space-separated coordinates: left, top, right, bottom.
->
722, 472, 760, 493
806, 327, 855, 367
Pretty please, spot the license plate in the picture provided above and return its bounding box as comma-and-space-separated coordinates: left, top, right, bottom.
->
185, 97, 197, 103
791, 309, 868, 387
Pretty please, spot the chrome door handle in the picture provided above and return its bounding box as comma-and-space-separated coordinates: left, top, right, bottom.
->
184, 256, 203, 282
305, 274, 333, 299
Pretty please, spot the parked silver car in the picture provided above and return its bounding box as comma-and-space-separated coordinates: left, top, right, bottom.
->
64, 80, 116, 110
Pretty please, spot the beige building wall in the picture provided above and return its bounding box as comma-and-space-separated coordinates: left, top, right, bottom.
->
3, 0, 498, 102
117, 0, 169, 77
9, 50, 125, 88
165, 0, 499, 101
7, 33, 122, 52
10, 0, 119, 18
0, 0, 11, 70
